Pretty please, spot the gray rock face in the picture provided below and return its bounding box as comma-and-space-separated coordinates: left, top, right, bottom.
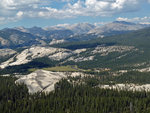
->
15, 70, 89, 94
15, 70, 66, 94
0, 45, 137, 69
0, 46, 87, 69
92, 46, 135, 56
49, 39, 66, 45
0, 28, 41, 48
0, 49, 16, 57
66, 23, 96, 34
44, 23, 96, 35
100, 84, 150, 92
0, 37, 10, 46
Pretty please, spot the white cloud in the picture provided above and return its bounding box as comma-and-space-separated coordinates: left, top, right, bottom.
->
116, 16, 150, 24
0, 0, 41, 11
16, 11, 24, 18
111, 0, 138, 10
0, 0, 150, 24
0, 17, 5, 22
117, 17, 130, 21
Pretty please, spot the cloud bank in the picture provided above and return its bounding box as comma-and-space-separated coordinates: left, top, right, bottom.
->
0, 0, 150, 24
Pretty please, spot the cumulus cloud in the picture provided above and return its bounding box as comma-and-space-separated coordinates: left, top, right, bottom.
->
0, 0, 150, 24
36, 0, 149, 17
16, 11, 24, 18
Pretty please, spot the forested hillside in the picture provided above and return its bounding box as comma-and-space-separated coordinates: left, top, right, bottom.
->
1, 76, 150, 113
55, 27, 150, 49
51, 27, 150, 70
1, 0, 150, 112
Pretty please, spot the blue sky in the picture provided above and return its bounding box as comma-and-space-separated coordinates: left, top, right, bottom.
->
0, 0, 150, 29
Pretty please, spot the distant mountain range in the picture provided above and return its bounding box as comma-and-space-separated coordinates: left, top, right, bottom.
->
0, 28, 41, 48
44, 23, 96, 35
89, 21, 149, 36
0, 21, 149, 49
15, 21, 149, 36
0, 22, 150, 75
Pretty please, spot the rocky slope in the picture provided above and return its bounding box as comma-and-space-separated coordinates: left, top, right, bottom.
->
44, 23, 96, 35
15, 70, 89, 94
100, 84, 150, 92
15, 69, 150, 94
0, 46, 87, 69
0, 21, 149, 49
0, 49, 16, 57
0, 45, 138, 69
49, 39, 66, 45
0, 28, 41, 48
89, 21, 149, 36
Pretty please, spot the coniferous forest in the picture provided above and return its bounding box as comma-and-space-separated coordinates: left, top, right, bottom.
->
0, 2, 150, 113
1, 76, 150, 113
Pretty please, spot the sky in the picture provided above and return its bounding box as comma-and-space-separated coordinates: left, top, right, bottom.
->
0, 0, 150, 29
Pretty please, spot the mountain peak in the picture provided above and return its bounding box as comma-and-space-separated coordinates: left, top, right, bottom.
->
113, 21, 136, 25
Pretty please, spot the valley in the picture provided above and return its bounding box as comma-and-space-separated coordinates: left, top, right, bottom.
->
1, 0, 150, 112
1, 21, 150, 113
